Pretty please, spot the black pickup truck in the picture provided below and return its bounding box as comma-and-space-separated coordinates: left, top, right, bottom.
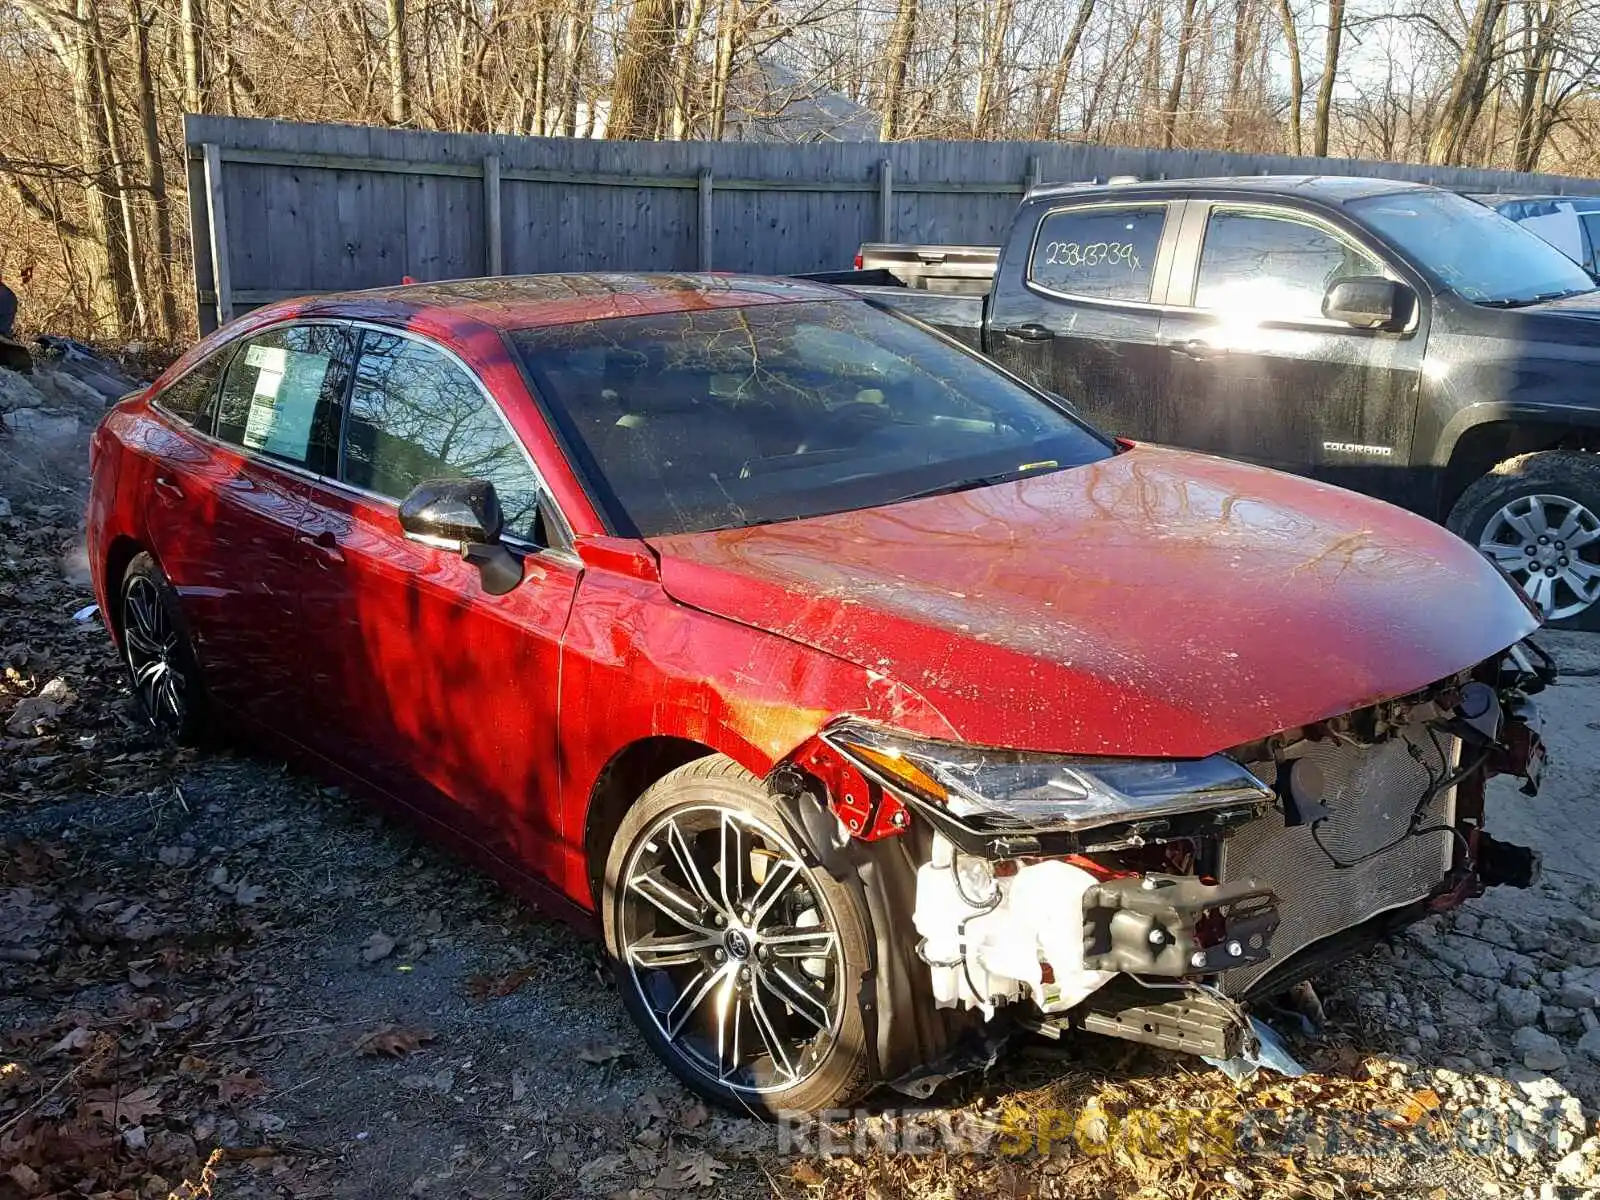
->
817, 177, 1600, 628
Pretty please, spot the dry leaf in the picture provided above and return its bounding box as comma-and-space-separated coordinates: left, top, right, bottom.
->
678, 1100, 708, 1129
48, 1025, 93, 1054
353, 1024, 435, 1057
674, 1151, 725, 1188
7, 1162, 41, 1195
84, 1083, 163, 1126
467, 964, 537, 1000
510, 1070, 527, 1102
790, 1161, 824, 1186
233, 881, 266, 906
128, 965, 153, 988
577, 1041, 625, 1065
362, 932, 397, 963
218, 1073, 269, 1104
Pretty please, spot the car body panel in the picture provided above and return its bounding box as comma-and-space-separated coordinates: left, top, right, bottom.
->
650, 443, 1539, 758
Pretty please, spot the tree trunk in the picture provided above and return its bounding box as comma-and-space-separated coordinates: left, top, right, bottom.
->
180, 0, 206, 113
1036, 0, 1095, 137
92, 11, 150, 333
879, 0, 918, 141
1160, 0, 1199, 149
1513, 0, 1558, 172
1276, 0, 1303, 155
609, 0, 681, 139
386, 0, 409, 124
1312, 0, 1343, 155
1427, 0, 1506, 164
130, 0, 178, 336
556, 0, 592, 135
670, 0, 710, 138
971, 0, 1017, 138
1224, 0, 1249, 140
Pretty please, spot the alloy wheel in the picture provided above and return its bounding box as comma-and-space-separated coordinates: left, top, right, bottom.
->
1478, 492, 1600, 622
122, 575, 187, 733
618, 805, 844, 1097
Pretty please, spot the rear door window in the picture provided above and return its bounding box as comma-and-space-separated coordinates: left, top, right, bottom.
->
1028, 205, 1167, 302
215, 324, 354, 471
341, 331, 547, 542
1194, 208, 1381, 321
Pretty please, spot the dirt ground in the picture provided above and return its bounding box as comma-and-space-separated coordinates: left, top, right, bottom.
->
2, 372, 1599, 1200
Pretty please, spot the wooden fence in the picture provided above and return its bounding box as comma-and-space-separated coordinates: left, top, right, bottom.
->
185, 115, 1600, 333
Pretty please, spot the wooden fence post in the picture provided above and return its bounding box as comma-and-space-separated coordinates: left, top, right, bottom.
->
879, 159, 894, 243
483, 154, 503, 276
202, 143, 234, 326
697, 169, 714, 271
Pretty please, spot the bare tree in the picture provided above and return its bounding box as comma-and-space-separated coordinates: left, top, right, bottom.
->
1161, 0, 1201, 149
1277, 0, 1304, 154
878, 0, 918, 139
1428, 0, 1508, 164
1312, 0, 1343, 156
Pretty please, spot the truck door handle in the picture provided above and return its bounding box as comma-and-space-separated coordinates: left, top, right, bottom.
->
1170, 339, 1227, 361
999, 323, 1054, 342
153, 474, 185, 501
298, 529, 345, 564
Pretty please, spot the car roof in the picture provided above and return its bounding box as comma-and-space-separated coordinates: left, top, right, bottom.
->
1026, 174, 1434, 205
261, 273, 845, 334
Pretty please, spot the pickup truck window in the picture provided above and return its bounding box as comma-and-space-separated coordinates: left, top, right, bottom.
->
1348, 188, 1595, 305
511, 300, 1109, 537
1028, 205, 1166, 302
1195, 209, 1380, 321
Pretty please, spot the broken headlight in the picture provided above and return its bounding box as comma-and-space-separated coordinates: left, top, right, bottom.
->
823, 722, 1273, 836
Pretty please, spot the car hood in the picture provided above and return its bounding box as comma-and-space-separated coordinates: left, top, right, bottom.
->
646, 445, 1538, 758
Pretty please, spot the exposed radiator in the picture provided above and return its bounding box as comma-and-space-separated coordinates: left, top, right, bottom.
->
1218, 719, 1458, 996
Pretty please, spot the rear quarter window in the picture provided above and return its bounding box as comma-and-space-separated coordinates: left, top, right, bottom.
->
154, 351, 229, 430
1028, 205, 1166, 302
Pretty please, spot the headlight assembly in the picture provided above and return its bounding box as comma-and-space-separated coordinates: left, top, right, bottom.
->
822, 721, 1273, 836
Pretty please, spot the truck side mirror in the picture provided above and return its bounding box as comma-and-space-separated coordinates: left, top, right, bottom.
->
1323, 277, 1414, 331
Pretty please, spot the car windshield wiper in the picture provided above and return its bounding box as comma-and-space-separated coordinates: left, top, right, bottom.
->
1477, 288, 1594, 308
884, 461, 1064, 505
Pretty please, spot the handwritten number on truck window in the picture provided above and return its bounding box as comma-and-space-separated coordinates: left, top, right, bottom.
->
1043, 241, 1142, 271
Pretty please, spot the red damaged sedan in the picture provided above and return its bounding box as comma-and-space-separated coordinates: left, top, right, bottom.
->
87, 274, 1551, 1114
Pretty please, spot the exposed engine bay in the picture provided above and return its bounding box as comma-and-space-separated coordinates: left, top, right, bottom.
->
817, 639, 1554, 1063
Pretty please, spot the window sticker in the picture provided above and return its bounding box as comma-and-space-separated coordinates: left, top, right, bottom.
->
241, 346, 328, 460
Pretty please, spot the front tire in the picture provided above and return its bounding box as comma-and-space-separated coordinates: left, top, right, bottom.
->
602, 755, 875, 1116
119, 552, 210, 743
1447, 450, 1600, 630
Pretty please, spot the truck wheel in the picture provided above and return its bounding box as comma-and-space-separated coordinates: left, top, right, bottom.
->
1447, 451, 1600, 629
602, 755, 876, 1116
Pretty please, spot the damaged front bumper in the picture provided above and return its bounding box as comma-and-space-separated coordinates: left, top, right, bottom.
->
809, 638, 1554, 1063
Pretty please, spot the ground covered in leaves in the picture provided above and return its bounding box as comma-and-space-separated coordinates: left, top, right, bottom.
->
3, 383, 1599, 1200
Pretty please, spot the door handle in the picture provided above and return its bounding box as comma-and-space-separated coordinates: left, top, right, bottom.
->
999, 323, 1055, 342
1170, 339, 1227, 361
298, 529, 345, 564
153, 474, 185, 501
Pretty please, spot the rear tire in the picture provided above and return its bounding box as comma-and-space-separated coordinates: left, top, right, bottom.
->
601, 755, 876, 1117
118, 552, 210, 744
1447, 450, 1600, 630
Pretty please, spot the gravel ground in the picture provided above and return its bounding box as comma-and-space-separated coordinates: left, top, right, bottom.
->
2, 371, 1599, 1199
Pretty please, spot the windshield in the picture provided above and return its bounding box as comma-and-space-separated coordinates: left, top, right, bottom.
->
510, 300, 1111, 537
1347, 188, 1596, 304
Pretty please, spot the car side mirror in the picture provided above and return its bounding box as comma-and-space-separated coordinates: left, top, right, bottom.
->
1323, 276, 1414, 331
398, 479, 522, 595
